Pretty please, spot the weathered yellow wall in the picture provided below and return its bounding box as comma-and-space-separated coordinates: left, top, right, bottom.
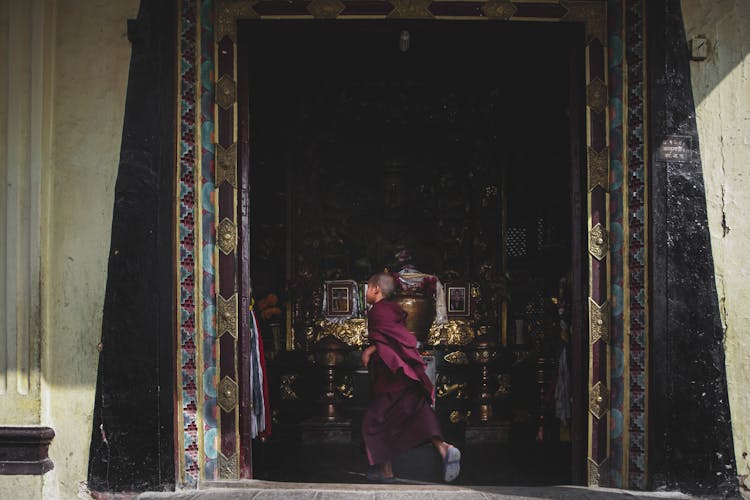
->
682, 0, 750, 483
0, 0, 137, 498
41, 2, 140, 498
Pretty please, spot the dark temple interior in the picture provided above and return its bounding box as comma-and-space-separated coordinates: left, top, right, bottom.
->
243, 20, 586, 484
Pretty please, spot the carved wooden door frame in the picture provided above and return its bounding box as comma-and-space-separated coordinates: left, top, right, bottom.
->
173, 0, 652, 489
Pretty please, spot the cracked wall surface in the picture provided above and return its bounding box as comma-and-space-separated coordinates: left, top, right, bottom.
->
682, 0, 750, 482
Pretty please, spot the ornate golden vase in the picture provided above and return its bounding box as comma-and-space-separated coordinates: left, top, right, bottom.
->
393, 292, 435, 343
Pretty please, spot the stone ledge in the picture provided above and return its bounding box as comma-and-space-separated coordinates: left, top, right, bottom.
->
0, 426, 55, 475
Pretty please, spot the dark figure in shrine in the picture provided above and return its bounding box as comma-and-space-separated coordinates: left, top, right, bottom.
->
361, 272, 461, 482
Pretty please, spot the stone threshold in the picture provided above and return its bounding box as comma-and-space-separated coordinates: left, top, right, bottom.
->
130, 479, 692, 499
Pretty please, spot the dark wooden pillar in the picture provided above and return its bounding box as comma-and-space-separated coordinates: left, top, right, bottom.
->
647, 0, 737, 495
87, 0, 177, 491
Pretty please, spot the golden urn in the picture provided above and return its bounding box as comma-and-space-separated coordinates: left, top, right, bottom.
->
393, 292, 435, 343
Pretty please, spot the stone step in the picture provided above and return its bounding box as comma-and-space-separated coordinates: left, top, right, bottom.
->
138, 480, 692, 500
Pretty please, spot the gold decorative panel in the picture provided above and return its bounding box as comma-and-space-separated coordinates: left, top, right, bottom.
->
219, 452, 239, 479
481, 0, 517, 20
589, 223, 609, 260
589, 381, 609, 419
314, 318, 368, 347
588, 147, 609, 192
216, 75, 237, 110
589, 298, 610, 344
428, 320, 474, 346
218, 294, 238, 338
389, 0, 433, 18
587, 77, 607, 114
308, 0, 345, 18
218, 218, 237, 255
218, 376, 239, 412
216, 143, 237, 188
564, 1, 607, 43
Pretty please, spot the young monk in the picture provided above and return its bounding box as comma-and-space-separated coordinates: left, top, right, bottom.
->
361, 272, 461, 483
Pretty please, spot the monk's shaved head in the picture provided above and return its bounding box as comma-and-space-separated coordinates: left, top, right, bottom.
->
368, 272, 396, 299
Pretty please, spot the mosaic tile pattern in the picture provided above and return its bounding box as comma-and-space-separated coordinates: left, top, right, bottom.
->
179, 0, 200, 487
624, 0, 648, 489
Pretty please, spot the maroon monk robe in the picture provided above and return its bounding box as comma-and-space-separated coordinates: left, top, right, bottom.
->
362, 299, 443, 466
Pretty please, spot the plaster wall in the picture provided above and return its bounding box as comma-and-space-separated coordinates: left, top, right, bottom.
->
681, 0, 750, 482
0, 0, 42, 425
42, 2, 139, 498
0, 0, 137, 498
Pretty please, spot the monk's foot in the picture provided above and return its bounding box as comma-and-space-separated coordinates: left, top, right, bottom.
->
366, 466, 396, 483
442, 445, 461, 483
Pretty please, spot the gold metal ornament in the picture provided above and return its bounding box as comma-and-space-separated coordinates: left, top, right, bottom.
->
588, 147, 609, 192
218, 218, 237, 255
280, 374, 300, 400
589, 223, 609, 260
427, 320, 475, 346
219, 452, 239, 479
314, 318, 368, 347
218, 294, 238, 338
563, 0, 607, 43
218, 376, 239, 412
216, 0, 259, 42
308, 0, 345, 18
587, 457, 609, 487
444, 351, 469, 365
481, 0, 517, 20
589, 298, 610, 344
512, 348, 532, 366
336, 375, 355, 399
437, 375, 469, 399
449, 410, 471, 424
389, 0, 433, 18
494, 373, 511, 397
589, 381, 609, 420
587, 78, 607, 114
304, 325, 315, 343
216, 75, 237, 110
216, 143, 237, 188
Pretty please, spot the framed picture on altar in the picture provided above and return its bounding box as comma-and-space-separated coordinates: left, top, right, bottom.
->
446, 283, 470, 318
325, 280, 356, 317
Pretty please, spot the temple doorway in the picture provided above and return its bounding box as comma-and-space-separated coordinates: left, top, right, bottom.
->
239, 20, 586, 485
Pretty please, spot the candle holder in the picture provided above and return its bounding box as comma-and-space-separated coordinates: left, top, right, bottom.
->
301, 334, 353, 444
468, 335, 498, 423
465, 329, 510, 444
312, 334, 349, 422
